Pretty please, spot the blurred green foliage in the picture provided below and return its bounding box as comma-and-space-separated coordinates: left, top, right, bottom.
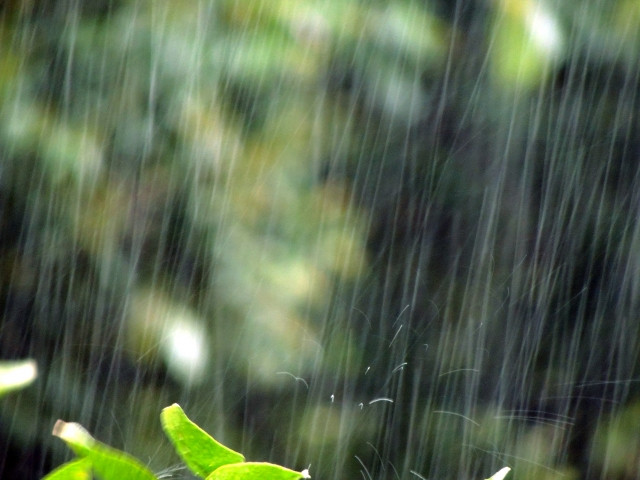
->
590, 401, 640, 480
0, 0, 638, 479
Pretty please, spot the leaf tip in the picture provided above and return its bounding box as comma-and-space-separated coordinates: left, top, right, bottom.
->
52, 420, 94, 447
0, 359, 38, 393
52, 419, 65, 437
162, 403, 182, 414
486, 467, 511, 480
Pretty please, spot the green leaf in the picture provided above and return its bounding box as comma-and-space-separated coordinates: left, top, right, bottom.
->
0, 359, 37, 397
52, 420, 157, 480
161, 403, 245, 478
205, 462, 309, 480
485, 467, 511, 480
41, 458, 92, 480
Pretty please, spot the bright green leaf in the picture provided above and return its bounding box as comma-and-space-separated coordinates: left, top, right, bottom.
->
52, 420, 157, 480
205, 462, 309, 480
485, 467, 511, 480
0, 359, 37, 397
52, 421, 95, 458
41, 458, 92, 480
161, 403, 245, 478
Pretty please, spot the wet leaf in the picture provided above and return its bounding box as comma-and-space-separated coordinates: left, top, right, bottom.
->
161, 403, 245, 478
52, 420, 157, 480
205, 462, 309, 480
485, 467, 511, 480
41, 458, 92, 480
0, 359, 37, 397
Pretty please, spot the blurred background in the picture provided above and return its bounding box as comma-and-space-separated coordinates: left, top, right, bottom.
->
0, 0, 639, 479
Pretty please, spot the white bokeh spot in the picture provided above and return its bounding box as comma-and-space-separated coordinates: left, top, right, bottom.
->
161, 313, 210, 386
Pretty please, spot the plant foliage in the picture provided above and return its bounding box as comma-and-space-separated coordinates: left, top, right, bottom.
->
44, 403, 508, 480
44, 404, 309, 480
0, 359, 37, 398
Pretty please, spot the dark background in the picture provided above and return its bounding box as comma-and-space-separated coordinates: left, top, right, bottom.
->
1, 1, 639, 479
